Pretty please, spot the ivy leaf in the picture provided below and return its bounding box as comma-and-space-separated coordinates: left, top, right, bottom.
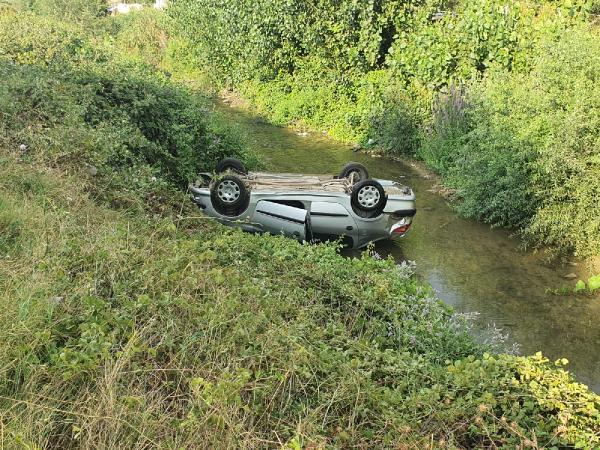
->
574, 279, 586, 293
588, 275, 600, 292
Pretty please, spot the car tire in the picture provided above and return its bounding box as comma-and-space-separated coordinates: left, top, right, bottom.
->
351, 179, 387, 215
210, 175, 250, 216
216, 158, 247, 175
339, 162, 369, 182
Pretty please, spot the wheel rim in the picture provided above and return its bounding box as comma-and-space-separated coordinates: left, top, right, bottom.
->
217, 180, 241, 203
357, 185, 380, 208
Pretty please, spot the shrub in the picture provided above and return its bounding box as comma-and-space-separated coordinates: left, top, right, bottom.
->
113, 8, 170, 67
168, 0, 413, 83
0, 12, 257, 203
0, 11, 110, 67
417, 84, 470, 172
524, 28, 600, 257
426, 27, 600, 256
0, 62, 254, 188
238, 61, 388, 142
31, 0, 106, 23
370, 76, 430, 155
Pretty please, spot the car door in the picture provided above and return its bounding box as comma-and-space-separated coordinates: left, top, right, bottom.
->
309, 201, 359, 247
253, 200, 310, 241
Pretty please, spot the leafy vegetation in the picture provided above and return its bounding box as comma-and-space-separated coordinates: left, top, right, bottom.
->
2, 152, 599, 448
0, 11, 256, 204
168, 0, 600, 259
575, 274, 600, 294
0, 4, 599, 449
428, 28, 600, 258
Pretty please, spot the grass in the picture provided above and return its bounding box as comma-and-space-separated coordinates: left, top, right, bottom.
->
1, 152, 599, 448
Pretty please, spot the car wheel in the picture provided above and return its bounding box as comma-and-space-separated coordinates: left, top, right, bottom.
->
339, 162, 369, 182
215, 158, 248, 175
210, 175, 250, 216
351, 179, 387, 215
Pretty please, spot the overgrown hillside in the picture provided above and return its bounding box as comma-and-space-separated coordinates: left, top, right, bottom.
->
3, 151, 599, 448
168, 0, 600, 259
0, 4, 599, 449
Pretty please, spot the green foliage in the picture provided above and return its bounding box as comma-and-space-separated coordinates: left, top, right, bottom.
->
169, 0, 416, 82
575, 279, 587, 293
522, 28, 600, 258
440, 353, 600, 448
0, 11, 110, 66
168, 0, 434, 143
0, 0, 31, 11
387, 0, 530, 89
1, 155, 598, 448
168, 0, 591, 142
0, 12, 256, 203
425, 27, 600, 257
572, 274, 600, 294
237, 63, 390, 141
112, 8, 171, 67
589, 275, 600, 292
30, 0, 106, 23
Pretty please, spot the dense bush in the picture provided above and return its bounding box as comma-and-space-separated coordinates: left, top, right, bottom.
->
423, 27, 600, 257
1, 154, 598, 448
168, 0, 415, 82
0, 11, 110, 66
30, 0, 106, 23
168, 0, 590, 142
112, 8, 171, 67
0, 12, 256, 202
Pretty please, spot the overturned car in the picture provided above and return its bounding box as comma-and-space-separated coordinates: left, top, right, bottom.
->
190, 158, 416, 249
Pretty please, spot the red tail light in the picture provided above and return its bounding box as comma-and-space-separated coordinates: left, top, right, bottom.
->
391, 223, 411, 234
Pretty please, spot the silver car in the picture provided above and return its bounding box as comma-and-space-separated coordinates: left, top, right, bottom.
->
190, 159, 416, 249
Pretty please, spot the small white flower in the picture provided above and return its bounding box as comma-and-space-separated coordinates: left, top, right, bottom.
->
19, 144, 27, 151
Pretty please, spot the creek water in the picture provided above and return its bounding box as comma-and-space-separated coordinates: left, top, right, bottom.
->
213, 101, 600, 392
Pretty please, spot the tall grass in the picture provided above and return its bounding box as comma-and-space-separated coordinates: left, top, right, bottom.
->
1, 153, 598, 448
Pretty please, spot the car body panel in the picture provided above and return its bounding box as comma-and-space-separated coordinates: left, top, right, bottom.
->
309, 201, 359, 246
254, 200, 309, 240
